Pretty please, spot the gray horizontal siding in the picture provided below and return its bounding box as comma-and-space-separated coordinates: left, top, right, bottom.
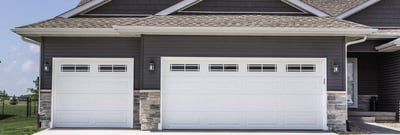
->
182, 0, 301, 13
348, 52, 379, 95
377, 51, 400, 113
347, 0, 400, 27
41, 37, 141, 90
142, 35, 346, 91
86, 0, 181, 15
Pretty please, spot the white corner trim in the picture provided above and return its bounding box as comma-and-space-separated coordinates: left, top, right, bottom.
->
114, 26, 377, 37
375, 38, 400, 52
58, 0, 110, 18
284, 0, 329, 17
337, 0, 381, 19
156, 0, 202, 15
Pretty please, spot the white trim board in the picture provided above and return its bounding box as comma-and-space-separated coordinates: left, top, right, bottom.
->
347, 58, 358, 108
156, 0, 202, 15
58, 0, 111, 18
283, 0, 329, 17
375, 38, 400, 52
337, 0, 381, 19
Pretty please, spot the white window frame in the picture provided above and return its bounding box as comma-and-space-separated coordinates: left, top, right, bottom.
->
347, 58, 358, 108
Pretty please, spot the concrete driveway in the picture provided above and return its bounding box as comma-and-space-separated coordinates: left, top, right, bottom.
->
34, 129, 337, 135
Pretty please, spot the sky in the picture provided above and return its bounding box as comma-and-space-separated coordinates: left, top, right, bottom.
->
0, 0, 80, 96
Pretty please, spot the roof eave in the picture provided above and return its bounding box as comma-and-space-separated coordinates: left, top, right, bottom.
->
12, 27, 377, 37
12, 28, 133, 37
376, 38, 400, 52
114, 26, 377, 37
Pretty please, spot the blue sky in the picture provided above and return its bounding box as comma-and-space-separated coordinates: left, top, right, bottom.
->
0, 0, 80, 96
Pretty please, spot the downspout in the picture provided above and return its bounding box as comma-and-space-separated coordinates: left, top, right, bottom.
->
344, 36, 367, 124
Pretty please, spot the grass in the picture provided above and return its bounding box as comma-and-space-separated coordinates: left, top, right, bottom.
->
0, 101, 41, 135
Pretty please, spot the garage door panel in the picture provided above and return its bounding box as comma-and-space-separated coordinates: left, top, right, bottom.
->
162, 58, 326, 130
241, 95, 279, 111
245, 112, 279, 126
283, 112, 321, 128
281, 95, 322, 111
92, 111, 129, 123
53, 58, 133, 128
164, 94, 201, 111
56, 77, 91, 92
55, 94, 91, 109
55, 111, 90, 123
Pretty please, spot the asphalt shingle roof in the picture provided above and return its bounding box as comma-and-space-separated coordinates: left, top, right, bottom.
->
300, 0, 369, 16
18, 15, 369, 29
18, 17, 144, 28
125, 15, 369, 28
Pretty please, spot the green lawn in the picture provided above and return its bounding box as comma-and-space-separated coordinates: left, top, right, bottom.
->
0, 101, 41, 135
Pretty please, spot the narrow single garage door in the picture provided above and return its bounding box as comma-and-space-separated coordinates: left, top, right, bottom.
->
52, 58, 134, 128
161, 57, 327, 130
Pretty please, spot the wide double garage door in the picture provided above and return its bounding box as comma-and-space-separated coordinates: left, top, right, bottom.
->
52, 58, 134, 128
162, 57, 327, 130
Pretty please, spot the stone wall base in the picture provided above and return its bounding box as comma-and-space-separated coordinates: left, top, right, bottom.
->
327, 91, 347, 133
139, 90, 160, 131
39, 91, 51, 128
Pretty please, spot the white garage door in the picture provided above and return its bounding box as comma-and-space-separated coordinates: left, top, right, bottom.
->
161, 57, 327, 130
52, 58, 134, 128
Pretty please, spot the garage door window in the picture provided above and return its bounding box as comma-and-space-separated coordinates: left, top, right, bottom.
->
287, 64, 316, 72
209, 64, 238, 72
248, 64, 277, 72
99, 65, 127, 72
170, 64, 200, 72
61, 64, 90, 72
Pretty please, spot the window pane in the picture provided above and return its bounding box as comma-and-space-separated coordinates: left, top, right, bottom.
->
248, 64, 262, 72
301, 64, 316, 72
61, 64, 75, 72
75, 64, 90, 72
99, 65, 113, 72
171, 64, 185, 71
287, 64, 301, 72
224, 64, 238, 72
113, 65, 127, 72
209, 64, 223, 72
186, 64, 200, 72
263, 64, 277, 72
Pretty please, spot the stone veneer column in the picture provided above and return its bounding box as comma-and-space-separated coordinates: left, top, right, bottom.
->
39, 90, 52, 128
139, 90, 161, 130
327, 91, 347, 132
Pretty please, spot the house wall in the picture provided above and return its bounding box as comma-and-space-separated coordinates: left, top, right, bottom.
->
347, 0, 400, 27
180, 0, 302, 13
85, 0, 181, 15
377, 51, 400, 115
40, 37, 141, 90
142, 35, 346, 91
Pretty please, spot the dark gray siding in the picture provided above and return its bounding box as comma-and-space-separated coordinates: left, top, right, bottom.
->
41, 37, 141, 90
348, 40, 393, 53
142, 35, 346, 91
347, 0, 400, 27
86, 0, 181, 15
348, 52, 379, 95
181, 0, 302, 13
377, 51, 400, 113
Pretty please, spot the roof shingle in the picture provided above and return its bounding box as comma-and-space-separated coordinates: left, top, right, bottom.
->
300, 0, 369, 16
18, 17, 144, 28
125, 15, 369, 28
